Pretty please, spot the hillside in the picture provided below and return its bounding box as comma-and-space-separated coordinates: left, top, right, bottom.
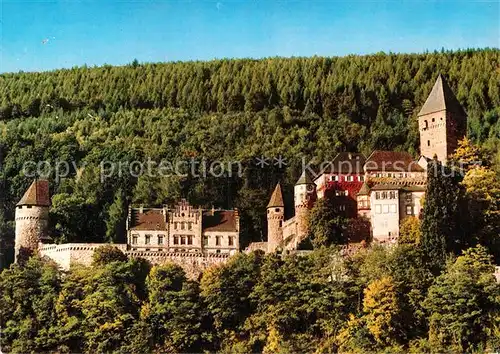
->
0, 49, 499, 264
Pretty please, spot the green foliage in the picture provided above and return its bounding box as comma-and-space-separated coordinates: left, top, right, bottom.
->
423, 245, 500, 352
307, 197, 345, 248
1, 244, 499, 352
420, 159, 466, 270
91, 245, 128, 266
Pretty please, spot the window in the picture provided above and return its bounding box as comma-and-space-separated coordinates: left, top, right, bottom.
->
187, 235, 193, 245
174, 222, 178, 230
228, 236, 234, 246
216, 236, 221, 246
203, 236, 209, 246
279, 220, 282, 227
188, 222, 193, 230
424, 120, 428, 129
216, 250, 221, 254
158, 235, 164, 245
181, 222, 185, 230
381, 192, 387, 199
432, 118, 435, 122
383, 205, 389, 214
387, 173, 392, 178
346, 176, 354, 182
375, 205, 382, 214
358, 175, 365, 182
390, 204, 397, 213
132, 235, 138, 245
181, 236, 186, 245
427, 140, 430, 147
405, 194, 412, 203
389, 191, 396, 199
406, 205, 413, 215
339, 205, 346, 211
173, 235, 179, 245
330, 175, 339, 182
145, 235, 151, 245
275, 208, 280, 212
375, 192, 380, 200
399, 173, 404, 178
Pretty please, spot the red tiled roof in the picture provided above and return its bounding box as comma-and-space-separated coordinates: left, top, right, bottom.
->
203, 211, 238, 232
364, 150, 424, 172
17, 179, 50, 206
130, 209, 167, 231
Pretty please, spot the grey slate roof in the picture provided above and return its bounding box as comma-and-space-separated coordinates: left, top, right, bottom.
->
418, 74, 466, 116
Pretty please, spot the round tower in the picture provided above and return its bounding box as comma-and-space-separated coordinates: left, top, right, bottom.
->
14, 179, 50, 263
267, 183, 284, 253
294, 170, 316, 241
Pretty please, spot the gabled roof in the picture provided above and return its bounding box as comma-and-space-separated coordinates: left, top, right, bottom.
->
370, 184, 402, 191
267, 183, 284, 208
364, 150, 424, 172
203, 210, 238, 232
130, 209, 167, 231
418, 74, 466, 116
296, 170, 313, 185
17, 179, 50, 206
322, 152, 366, 174
357, 182, 371, 196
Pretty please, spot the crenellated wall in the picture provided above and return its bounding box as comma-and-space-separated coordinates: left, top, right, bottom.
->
39, 242, 230, 278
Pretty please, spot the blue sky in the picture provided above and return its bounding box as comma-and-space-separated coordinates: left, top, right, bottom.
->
0, 0, 498, 73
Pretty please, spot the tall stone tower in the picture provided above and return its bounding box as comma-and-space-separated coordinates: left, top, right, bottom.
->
15, 179, 50, 262
294, 170, 316, 241
418, 74, 467, 162
267, 183, 284, 253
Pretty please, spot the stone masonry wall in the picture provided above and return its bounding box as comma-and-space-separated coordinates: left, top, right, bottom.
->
39, 242, 231, 278
15, 206, 48, 261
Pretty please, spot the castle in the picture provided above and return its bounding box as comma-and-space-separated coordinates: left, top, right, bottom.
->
13, 74, 467, 275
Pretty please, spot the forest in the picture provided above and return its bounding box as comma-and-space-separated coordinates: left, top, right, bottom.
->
0, 49, 499, 352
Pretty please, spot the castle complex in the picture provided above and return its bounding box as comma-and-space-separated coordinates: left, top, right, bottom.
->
13, 74, 468, 275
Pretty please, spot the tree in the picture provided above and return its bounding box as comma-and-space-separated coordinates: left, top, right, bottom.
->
423, 245, 500, 352
362, 276, 402, 346
92, 245, 128, 266
420, 159, 466, 270
139, 264, 206, 352
307, 197, 345, 248
0, 257, 62, 353
398, 217, 421, 245
461, 166, 500, 262
105, 188, 127, 243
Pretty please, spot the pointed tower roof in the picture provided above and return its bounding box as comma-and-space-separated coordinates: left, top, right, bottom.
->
357, 182, 370, 196
267, 183, 284, 208
295, 170, 313, 185
17, 179, 50, 207
418, 74, 466, 116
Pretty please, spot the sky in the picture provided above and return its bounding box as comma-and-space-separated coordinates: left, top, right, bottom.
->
0, 0, 499, 73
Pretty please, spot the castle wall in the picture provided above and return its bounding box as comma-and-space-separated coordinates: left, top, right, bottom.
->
39, 242, 231, 279
15, 206, 49, 261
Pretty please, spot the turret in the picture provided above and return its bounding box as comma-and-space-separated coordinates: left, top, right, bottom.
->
418, 74, 467, 162
14, 179, 50, 263
267, 183, 284, 253
294, 170, 316, 240
357, 182, 371, 218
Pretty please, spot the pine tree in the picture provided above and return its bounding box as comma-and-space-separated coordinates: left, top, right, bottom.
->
420, 159, 466, 270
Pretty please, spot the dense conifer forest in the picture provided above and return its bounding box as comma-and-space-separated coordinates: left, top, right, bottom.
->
0, 49, 499, 353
